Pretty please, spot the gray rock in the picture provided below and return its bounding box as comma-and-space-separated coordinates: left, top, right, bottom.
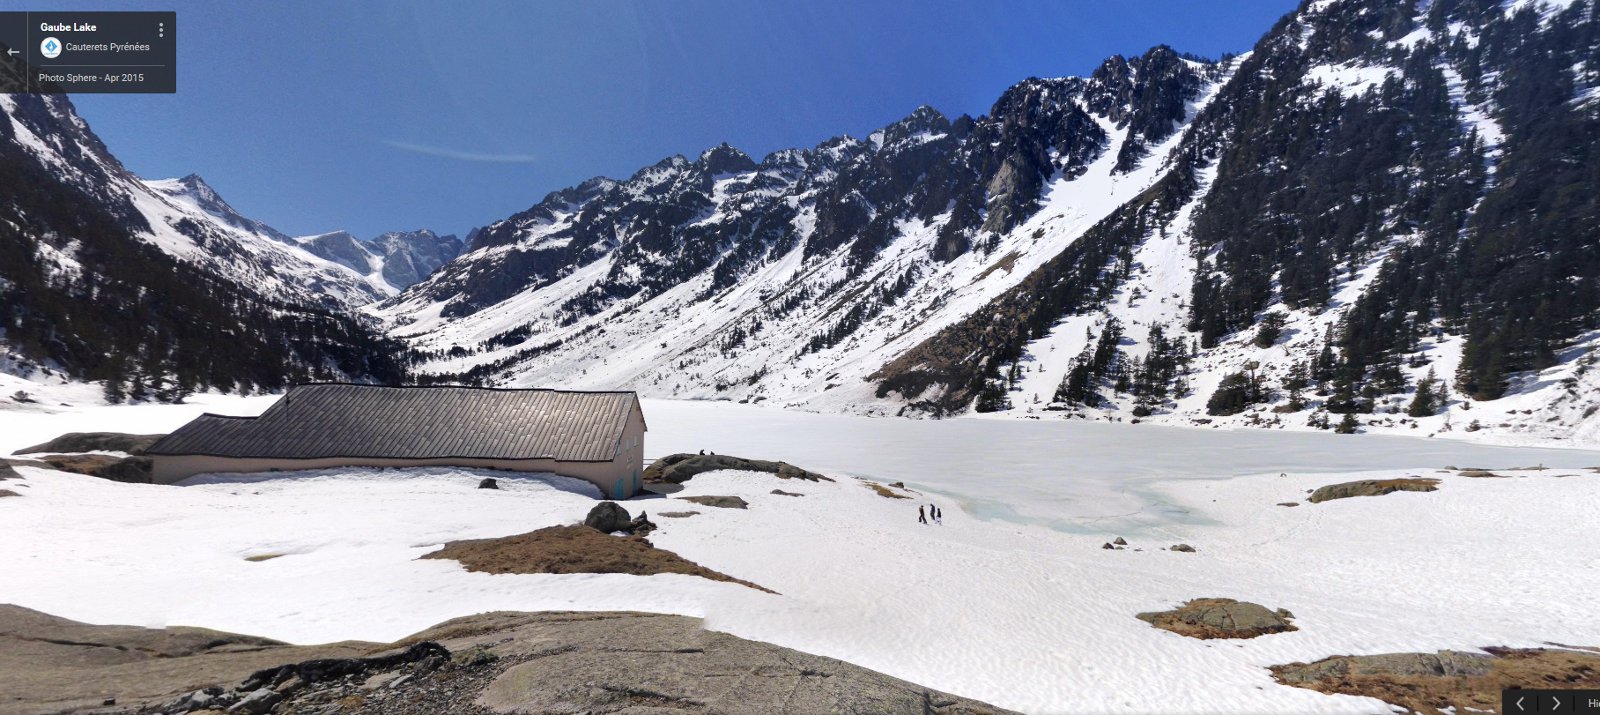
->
12, 432, 166, 456
645, 453, 833, 484
583, 501, 632, 532
0, 606, 1017, 715
1112, 537, 1127, 546
227, 687, 281, 714
770, 489, 804, 497
478, 478, 499, 489
679, 495, 749, 509
1308, 478, 1439, 503
1170, 543, 1196, 552
657, 511, 700, 518
1101, 542, 1117, 550
456, 612, 1018, 714
1277, 502, 1299, 507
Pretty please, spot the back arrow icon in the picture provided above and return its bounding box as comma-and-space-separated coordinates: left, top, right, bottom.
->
5, 49, 17, 56
1516, 695, 1526, 711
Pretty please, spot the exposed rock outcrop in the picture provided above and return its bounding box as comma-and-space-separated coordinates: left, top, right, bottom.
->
1271, 648, 1600, 715
644, 453, 833, 484
4, 607, 1022, 714
5, 454, 153, 483
1136, 598, 1296, 639
678, 495, 749, 509
1308, 477, 1439, 503
12, 432, 166, 456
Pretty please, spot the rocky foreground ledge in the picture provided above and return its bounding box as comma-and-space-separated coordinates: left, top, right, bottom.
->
0, 605, 1015, 715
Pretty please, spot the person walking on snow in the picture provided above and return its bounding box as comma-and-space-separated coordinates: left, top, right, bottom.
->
918, 505, 928, 524
933, 505, 942, 524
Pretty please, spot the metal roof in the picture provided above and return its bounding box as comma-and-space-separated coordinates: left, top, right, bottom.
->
145, 384, 642, 462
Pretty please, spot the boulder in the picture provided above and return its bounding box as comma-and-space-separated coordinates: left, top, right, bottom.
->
1277, 502, 1299, 507
1308, 478, 1439, 503
1137, 598, 1297, 639
1101, 542, 1117, 550
679, 495, 748, 509
12, 432, 166, 456
1170, 543, 1196, 552
1112, 537, 1127, 546
645, 453, 833, 484
583, 502, 633, 533
771, 489, 804, 497
478, 478, 499, 490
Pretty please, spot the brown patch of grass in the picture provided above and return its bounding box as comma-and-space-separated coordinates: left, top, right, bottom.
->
1272, 648, 1600, 715
244, 553, 285, 562
863, 482, 911, 499
421, 525, 776, 594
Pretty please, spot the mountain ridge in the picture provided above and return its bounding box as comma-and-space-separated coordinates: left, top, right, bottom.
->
383, 0, 1600, 445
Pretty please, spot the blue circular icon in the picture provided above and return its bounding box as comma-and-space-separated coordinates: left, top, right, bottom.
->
40, 37, 61, 59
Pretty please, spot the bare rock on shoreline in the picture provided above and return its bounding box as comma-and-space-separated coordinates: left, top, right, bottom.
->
644, 453, 834, 484
1308, 477, 1439, 503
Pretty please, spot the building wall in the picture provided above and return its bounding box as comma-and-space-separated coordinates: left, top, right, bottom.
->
150, 454, 631, 497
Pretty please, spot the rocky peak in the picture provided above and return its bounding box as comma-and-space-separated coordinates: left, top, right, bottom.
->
696, 143, 757, 175
877, 105, 952, 147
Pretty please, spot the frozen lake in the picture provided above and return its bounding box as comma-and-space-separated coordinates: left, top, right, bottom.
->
5, 393, 1597, 533
643, 399, 1600, 532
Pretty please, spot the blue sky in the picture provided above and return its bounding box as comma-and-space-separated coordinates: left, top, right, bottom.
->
68, 0, 1299, 240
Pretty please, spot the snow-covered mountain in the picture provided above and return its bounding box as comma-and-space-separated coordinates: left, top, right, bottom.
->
385, 0, 1600, 444
296, 228, 463, 293
0, 92, 405, 395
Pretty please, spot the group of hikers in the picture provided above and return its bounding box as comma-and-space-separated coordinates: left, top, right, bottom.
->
918, 503, 942, 525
